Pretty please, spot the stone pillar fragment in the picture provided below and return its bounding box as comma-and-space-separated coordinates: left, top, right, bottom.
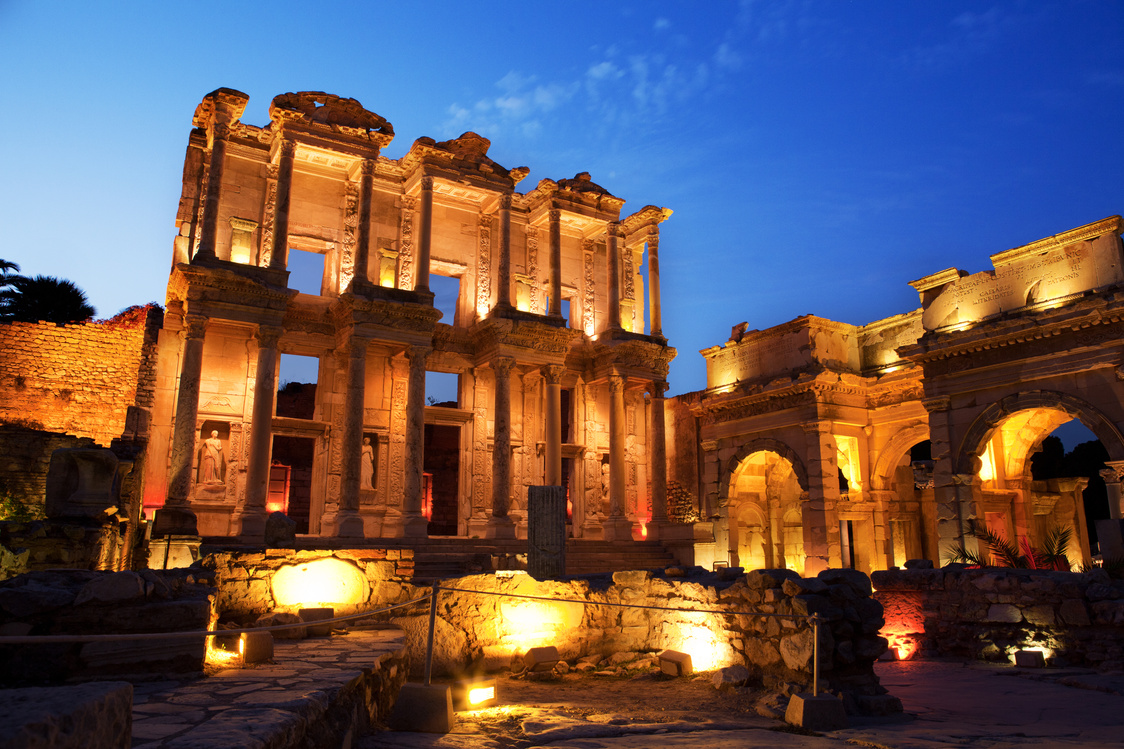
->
156, 315, 206, 537
399, 345, 430, 537
323, 339, 367, 537
238, 324, 283, 541
603, 374, 632, 541
647, 380, 669, 539
528, 485, 567, 580
543, 365, 564, 486
1102, 462, 1124, 520
417, 175, 433, 292
607, 223, 622, 330
268, 140, 296, 270
549, 208, 562, 317
487, 357, 516, 538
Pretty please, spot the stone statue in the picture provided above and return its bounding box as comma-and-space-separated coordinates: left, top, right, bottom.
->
199, 430, 224, 484
360, 437, 375, 490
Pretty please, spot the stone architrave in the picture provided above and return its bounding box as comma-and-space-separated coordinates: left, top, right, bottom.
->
528, 485, 567, 580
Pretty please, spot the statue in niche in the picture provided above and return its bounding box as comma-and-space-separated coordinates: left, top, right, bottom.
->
360, 437, 375, 491
199, 430, 225, 484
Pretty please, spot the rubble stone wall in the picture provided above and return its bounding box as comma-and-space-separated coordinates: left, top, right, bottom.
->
0, 305, 162, 448
0, 568, 216, 685
0, 425, 95, 505
872, 567, 1124, 669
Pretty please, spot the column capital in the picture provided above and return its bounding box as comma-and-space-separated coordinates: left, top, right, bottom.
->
608, 374, 626, 394
542, 364, 565, 385
801, 420, 833, 435
182, 314, 208, 341
276, 138, 297, 159
922, 396, 951, 414
548, 208, 561, 223
951, 473, 977, 486
420, 174, 434, 190
648, 380, 669, 398
255, 324, 284, 349
348, 338, 370, 360
406, 345, 431, 372
211, 121, 233, 142
499, 192, 513, 210
491, 356, 516, 377
360, 159, 375, 178
1101, 461, 1124, 483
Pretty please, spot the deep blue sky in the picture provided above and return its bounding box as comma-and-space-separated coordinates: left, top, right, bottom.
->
1, 1, 1121, 399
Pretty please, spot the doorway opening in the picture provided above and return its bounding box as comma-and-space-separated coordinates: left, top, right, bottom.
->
424, 424, 460, 536
270, 435, 314, 533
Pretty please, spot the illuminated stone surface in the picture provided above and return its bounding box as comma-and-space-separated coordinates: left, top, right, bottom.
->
271, 557, 370, 609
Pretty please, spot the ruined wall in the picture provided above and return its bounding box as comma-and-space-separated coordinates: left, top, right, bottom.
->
0, 425, 95, 504
873, 567, 1124, 669
0, 305, 162, 447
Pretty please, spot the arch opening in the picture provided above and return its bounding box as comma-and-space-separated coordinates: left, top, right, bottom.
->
724, 450, 805, 574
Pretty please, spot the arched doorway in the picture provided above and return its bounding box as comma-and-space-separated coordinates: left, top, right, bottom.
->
722, 446, 807, 573
871, 424, 935, 567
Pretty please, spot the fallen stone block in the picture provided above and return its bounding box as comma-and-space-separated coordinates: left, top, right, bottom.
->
0, 681, 132, 748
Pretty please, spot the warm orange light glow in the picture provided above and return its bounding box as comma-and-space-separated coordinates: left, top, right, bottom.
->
664, 616, 732, 672
205, 634, 244, 668
497, 598, 583, 653
468, 686, 495, 705
271, 557, 369, 609
266, 501, 285, 513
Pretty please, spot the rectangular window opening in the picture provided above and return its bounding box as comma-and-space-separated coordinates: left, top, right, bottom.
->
288, 248, 326, 296
277, 354, 319, 419
426, 371, 459, 408
431, 274, 460, 326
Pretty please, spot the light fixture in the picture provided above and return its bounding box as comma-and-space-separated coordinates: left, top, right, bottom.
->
522, 645, 560, 672
658, 649, 693, 676
241, 631, 274, 664
452, 677, 498, 710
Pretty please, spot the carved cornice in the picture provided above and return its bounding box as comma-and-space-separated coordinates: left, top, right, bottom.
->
167, 262, 294, 318
471, 315, 580, 363
331, 294, 442, 335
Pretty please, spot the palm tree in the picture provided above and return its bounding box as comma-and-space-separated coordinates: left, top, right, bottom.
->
0, 274, 96, 324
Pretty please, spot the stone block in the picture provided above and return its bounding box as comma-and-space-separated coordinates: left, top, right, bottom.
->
388, 683, 453, 733
1014, 649, 1046, 668
74, 572, 145, 606
527, 486, 566, 581
299, 607, 334, 636
785, 692, 847, 731
1058, 598, 1091, 626
657, 649, 693, 676
0, 681, 132, 748
241, 631, 273, 664
985, 603, 1022, 623
711, 664, 749, 691
264, 512, 296, 548
818, 569, 873, 597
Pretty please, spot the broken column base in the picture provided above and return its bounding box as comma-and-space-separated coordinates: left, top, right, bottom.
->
388, 683, 453, 733
785, 693, 847, 731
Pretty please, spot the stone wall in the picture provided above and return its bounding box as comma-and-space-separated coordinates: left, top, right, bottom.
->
198, 550, 896, 715
0, 518, 137, 581
0, 305, 162, 448
0, 568, 216, 685
872, 567, 1124, 669
0, 424, 95, 506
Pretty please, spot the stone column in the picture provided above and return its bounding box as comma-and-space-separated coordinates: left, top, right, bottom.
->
603, 374, 632, 541
416, 175, 433, 292
487, 357, 517, 538
801, 421, 838, 575
352, 159, 375, 289
268, 139, 296, 271
154, 314, 206, 536
949, 473, 982, 561
607, 223, 622, 330
543, 365, 564, 485
1102, 461, 1124, 520
496, 193, 513, 309
549, 208, 562, 317
323, 339, 367, 537
193, 122, 232, 262
647, 228, 663, 337
238, 324, 283, 541
647, 380, 669, 539
400, 345, 430, 537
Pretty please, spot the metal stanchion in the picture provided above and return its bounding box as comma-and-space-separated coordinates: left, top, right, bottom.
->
424, 587, 438, 686
812, 614, 820, 697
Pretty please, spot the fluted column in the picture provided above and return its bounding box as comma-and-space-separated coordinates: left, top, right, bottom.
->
648, 380, 669, 538
417, 175, 433, 292
603, 374, 632, 541
543, 365, 564, 485
1101, 462, 1124, 520
352, 159, 375, 289
400, 345, 430, 537
268, 139, 296, 270
607, 222, 622, 330
194, 123, 232, 262
647, 228, 663, 337
324, 339, 367, 537
487, 357, 517, 538
154, 314, 206, 537
238, 324, 283, 541
496, 193, 513, 309
549, 208, 562, 317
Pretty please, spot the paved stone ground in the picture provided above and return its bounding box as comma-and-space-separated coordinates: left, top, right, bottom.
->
362, 660, 1124, 749
130, 628, 405, 748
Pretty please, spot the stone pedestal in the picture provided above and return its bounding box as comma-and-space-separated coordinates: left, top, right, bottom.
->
389, 683, 453, 734
528, 486, 566, 580
785, 693, 847, 731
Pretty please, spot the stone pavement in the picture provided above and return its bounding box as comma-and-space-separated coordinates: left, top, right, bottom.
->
130, 627, 406, 748
363, 660, 1124, 749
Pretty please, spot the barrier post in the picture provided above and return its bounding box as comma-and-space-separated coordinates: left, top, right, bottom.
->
424, 587, 438, 685
812, 614, 820, 697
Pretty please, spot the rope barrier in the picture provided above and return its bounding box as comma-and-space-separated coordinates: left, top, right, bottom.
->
0, 593, 432, 645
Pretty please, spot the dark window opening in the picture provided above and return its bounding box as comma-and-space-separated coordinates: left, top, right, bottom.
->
424, 424, 460, 536
560, 388, 573, 443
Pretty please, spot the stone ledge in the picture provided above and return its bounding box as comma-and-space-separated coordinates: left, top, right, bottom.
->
0, 681, 132, 749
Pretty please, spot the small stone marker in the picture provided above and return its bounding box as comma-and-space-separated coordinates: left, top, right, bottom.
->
389, 683, 453, 733
527, 485, 566, 580
785, 692, 848, 731
657, 649, 693, 676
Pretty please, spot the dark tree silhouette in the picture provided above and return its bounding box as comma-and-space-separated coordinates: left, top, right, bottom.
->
0, 274, 96, 324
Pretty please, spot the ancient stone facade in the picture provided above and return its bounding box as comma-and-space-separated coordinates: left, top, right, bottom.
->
670, 216, 1124, 575
145, 89, 674, 543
